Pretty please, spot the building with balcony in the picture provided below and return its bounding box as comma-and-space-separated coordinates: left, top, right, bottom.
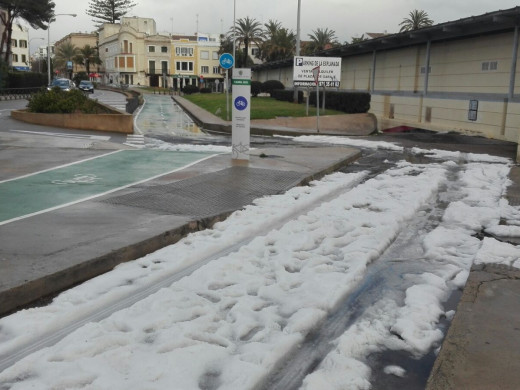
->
98, 16, 224, 89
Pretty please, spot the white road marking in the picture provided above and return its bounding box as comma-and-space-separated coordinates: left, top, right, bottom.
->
9, 129, 111, 141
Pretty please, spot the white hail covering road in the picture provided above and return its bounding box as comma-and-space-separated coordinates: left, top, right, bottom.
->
1, 137, 519, 390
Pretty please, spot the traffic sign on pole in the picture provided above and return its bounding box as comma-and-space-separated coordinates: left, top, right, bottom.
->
219, 53, 234, 69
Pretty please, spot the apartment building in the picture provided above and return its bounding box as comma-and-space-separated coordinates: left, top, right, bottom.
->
10, 23, 29, 70
253, 6, 520, 157
98, 16, 224, 89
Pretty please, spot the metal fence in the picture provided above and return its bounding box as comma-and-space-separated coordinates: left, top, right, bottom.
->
0, 87, 42, 100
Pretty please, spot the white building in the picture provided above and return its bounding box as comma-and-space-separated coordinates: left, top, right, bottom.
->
10, 23, 29, 70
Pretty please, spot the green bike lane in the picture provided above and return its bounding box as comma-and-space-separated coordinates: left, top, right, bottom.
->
0, 149, 217, 225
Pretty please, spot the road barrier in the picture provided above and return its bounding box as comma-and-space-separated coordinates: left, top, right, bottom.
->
0, 87, 41, 100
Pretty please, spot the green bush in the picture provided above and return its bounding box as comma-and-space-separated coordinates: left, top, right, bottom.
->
309, 91, 371, 113
271, 89, 304, 103
6, 71, 47, 88
200, 87, 212, 93
182, 84, 199, 94
251, 81, 262, 97
27, 88, 106, 114
261, 80, 285, 95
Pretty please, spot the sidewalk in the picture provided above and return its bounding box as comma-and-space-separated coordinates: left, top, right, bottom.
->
0, 145, 360, 316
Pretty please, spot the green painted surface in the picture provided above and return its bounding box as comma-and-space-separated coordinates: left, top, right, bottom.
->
0, 150, 215, 223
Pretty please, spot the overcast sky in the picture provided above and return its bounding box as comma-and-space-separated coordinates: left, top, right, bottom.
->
25, 0, 520, 54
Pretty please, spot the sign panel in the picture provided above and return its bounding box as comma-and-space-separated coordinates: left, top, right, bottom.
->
219, 53, 234, 69
232, 68, 251, 160
293, 56, 342, 87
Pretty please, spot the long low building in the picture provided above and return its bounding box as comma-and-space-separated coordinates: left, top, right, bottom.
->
252, 7, 520, 160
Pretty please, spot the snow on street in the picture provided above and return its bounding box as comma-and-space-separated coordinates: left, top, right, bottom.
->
1, 136, 520, 390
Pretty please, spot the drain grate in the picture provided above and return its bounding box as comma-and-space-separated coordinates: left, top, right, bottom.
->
102, 167, 304, 217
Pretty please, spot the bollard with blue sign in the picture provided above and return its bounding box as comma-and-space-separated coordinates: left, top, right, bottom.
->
231, 68, 251, 161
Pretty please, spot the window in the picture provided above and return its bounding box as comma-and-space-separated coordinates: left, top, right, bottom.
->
11, 39, 17, 48
149, 60, 156, 73
19, 40, 27, 48
251, 48, 259, 56
482, 61, 498, 72
213, 66, 220, 74
212, 51, 219, 60
161, 46, 168, 53
161, 60, 168, 73
201, 66, 209, 74
200, 50, 209, 59
12, 54, 18, 62
420, 66, 431, 74
175, 47, 193, 57
123, 40, 129, 53
21, 54, 26, 63
176, 61, 193, 71
148, 46, 155, 53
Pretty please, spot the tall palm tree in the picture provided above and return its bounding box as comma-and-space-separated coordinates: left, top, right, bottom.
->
230, 16, 264, 67
54, 42, 78, 77
399, 10, 434, 32
303, 27, 338, 55
260, 26, 295, 62
74, 45, 101, 74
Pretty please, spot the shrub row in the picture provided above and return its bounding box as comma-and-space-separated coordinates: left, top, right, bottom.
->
182, 84, 199, 94
270, 89, 304, 104
6, 72, 47, 88
27, 88, 108, 114
308, 90, 371, 113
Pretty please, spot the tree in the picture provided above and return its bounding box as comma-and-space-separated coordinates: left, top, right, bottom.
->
86, 0, 136, 26
351, 34, 368, 44
303, 28, 339, 55
229, 17, 264, 67
74, 45, 101, 74
0, 0, 55, 64
399, 10, 434, 32
54, 41, 78, 78
260, 20, 295, 62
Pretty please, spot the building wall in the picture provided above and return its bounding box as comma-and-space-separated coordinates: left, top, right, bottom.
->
252, 29, 520, 151
10, 24, 29, 70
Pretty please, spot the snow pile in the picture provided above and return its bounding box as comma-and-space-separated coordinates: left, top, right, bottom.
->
146, 138, 232, 153
290, 135, 404, 151
0, 163, 447, 389
410, 147, 512, 163
474, 238, 520, 268
302, 162, 512, 389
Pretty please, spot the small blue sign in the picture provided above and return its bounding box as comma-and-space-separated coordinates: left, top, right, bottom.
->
234, 96, 248, 111
219, 53, 234, 69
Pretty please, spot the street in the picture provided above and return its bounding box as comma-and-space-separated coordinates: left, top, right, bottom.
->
0, 94, 519, 389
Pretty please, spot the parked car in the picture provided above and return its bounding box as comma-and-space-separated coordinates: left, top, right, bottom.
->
47, 78, 76, 92
78, 80, 94, 94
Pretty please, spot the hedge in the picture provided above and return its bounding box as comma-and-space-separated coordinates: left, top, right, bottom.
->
6, 71, 47, 88
261, 80, 284, 95
251, 80, 262, 97
309, 90, 370, 113
182, 84, 199, 94
271, 89, 304, 104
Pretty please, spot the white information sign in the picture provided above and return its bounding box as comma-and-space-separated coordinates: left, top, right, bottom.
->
232, 68, 251, 160
293, 56, 342, 87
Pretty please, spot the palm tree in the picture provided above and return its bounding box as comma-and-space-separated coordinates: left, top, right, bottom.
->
399, 10, 434, 32
303, 28, 338, 55
74, 45, 101, 74
260, 25, 295, 62
230, 17, 264, 67
54, 42, 79, 78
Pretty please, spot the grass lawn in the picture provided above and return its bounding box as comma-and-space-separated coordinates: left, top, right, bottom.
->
183, 93, 344, 121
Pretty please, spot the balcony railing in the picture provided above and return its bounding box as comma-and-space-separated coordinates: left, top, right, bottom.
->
146, 68, 170, 75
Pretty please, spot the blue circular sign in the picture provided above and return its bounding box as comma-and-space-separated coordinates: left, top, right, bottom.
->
234, 96, 248, 111
219, 53, 234, 69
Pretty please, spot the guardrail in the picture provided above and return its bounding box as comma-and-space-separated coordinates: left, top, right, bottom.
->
0, 87, 42, 100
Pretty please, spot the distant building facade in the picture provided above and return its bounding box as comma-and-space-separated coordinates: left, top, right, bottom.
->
10, 23, 29, 70
54, 32, 98, 75
98, 16, 224, 89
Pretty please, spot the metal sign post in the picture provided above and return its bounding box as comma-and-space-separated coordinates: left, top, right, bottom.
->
219, 53, 234, 121
232, 68, 251, 160
312, 66, 320, 133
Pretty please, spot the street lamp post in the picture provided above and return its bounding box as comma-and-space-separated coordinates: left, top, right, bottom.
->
47, 13, 77, 85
